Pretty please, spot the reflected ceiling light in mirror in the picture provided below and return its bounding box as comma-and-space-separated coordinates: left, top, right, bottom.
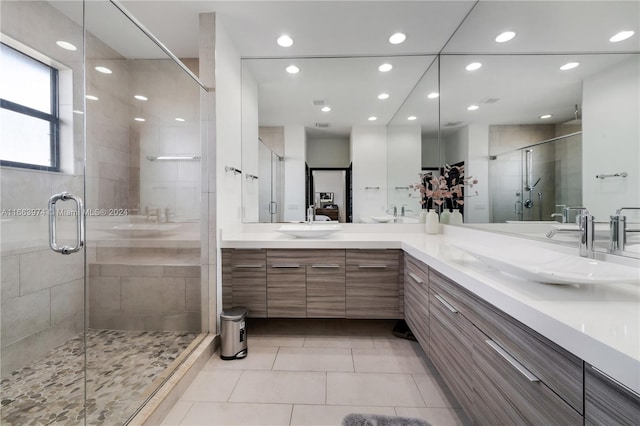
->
175, 118, 185, 122
95, 66, 112, 74
378, 63, 393, 72
389, 32, 406, 44
495, 31, 516, 43
56, 41, 77, 51
427, 92, 439, 99
85, 95, 99, 101
134, 95, 148, 101
560, 62, 580, 71
277, 35, 293, 47
407, 116, 417, 121
321, 106, 331, 112
378, 93, 390, 100
465, 62, 482, 71
467, 105, 479, 111
286, 65, 300, 74
539, 114, 552, 119
368, 116, 378, 121
134, 117, 146, 122
610, 30, 635, 42
73, 110, 84, 115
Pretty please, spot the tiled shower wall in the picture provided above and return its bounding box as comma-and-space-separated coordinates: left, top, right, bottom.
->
489, 124, 582, 223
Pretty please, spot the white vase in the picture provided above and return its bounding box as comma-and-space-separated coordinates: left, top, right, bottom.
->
440, 209, 450, 224
450, 208, 463, 225
419, 209, 428, 223
424, 209, 440, 234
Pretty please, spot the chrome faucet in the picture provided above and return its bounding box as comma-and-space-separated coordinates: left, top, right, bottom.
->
546, 209, 594, 258
401, 204, 412, 217
610, 207, 640, 252
562, 206, 587, 224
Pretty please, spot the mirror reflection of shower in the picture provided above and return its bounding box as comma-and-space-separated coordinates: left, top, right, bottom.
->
489, 128, 582, 223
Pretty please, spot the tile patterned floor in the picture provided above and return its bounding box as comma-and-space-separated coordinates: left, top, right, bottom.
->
161, 320, 470, 426
1, 329, 198, 425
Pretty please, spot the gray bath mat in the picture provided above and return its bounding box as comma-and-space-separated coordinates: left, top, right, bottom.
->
342, 413, 431, 426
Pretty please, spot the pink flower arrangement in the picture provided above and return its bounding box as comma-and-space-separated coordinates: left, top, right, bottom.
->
410, 164, 478, 208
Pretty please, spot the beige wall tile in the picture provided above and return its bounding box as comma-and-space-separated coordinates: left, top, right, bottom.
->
20, 249, 83, 295
164, 265, 200, 278
1, 255, 20, 300
89, 276, 121, 311
51, 278, 83, 325
101, 264, 163, 277
162, 277, 186, 311
1, 289, 50, 346
186, 277, 201, 311
121, 277, 163, 312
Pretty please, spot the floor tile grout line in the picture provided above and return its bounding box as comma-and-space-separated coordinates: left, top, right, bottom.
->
271, 346, 281, 370
226, 369, 245, 402
176, 400, 194, 426
410, 373, 428, 408
288, 404, 295, 426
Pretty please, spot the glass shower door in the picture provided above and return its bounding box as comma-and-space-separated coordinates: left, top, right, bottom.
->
1, 1, 87, 424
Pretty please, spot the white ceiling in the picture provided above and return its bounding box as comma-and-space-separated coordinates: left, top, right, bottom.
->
61, 1, 640, 137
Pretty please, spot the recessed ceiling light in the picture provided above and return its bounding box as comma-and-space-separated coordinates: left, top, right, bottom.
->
467, 105, 479, 111
389, 32, 406, 45
286, 65, 299, 74
134, 95, 148, 101
85, 95, 99, 101
175, 117, 185, 122
407, 116, 417, 121
495, 31, 516, 43
368, 116, 378, 121
277, 35, 293, 47
73, 110, 84, 115
56, 40, 77, 51
610, 30, 635, 42
378, 93, 390, 100
465, 62, 482, 71
321, 106, 331, 112
134, 117, 145, 122
539, 114, 552, 119
95, 66, 112, 74
427, 92, 440, 99
560, 62, 580, 71
378, 63, 393, 72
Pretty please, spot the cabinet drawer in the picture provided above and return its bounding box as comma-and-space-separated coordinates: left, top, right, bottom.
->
231, 249, 267, 317
429, 286, 474, 415
472, 325, 582, 425
307, 269, 345, 318
430, 269, 583, 413
404, 255, 429, 351
585, 364, 640, 426
269, 249, 344, 266
267, 264, 305, 318
346, 249, 400, 267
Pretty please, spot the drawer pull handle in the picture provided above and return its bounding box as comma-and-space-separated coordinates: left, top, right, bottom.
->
486, 339, 540, 382
311, 264, 340, 268
358, 265, 387, 269
407, 271, 424, 284
234, 264, 263, 269
271, 264, 301, 268
592, 366, 640, 398
434, 294, 458, 313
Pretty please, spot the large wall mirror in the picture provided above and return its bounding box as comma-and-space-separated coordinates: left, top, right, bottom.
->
240, 1, 639, 257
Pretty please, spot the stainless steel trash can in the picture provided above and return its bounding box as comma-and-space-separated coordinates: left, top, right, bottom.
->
220, 307, 248, 360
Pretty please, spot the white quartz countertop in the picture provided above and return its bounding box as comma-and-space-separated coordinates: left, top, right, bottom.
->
222, 223, 640, 394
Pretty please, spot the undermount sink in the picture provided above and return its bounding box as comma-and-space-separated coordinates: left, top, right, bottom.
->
277, 223, 341, 238
451, 242, 640, 285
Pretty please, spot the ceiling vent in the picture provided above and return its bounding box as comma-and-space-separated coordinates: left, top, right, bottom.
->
482, 97, 500, 104
312, 99, 326, 106
315, 122, 331, 128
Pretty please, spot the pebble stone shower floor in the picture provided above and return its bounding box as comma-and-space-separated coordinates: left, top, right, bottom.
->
1, 329, 198, 425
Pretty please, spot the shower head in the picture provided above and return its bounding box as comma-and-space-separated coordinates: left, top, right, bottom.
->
562, 104, 582, 125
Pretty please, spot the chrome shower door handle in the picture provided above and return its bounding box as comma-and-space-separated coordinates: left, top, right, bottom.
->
48, 192, 85, 255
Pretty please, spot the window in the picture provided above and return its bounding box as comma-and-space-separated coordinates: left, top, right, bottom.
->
0, 43, 59, 171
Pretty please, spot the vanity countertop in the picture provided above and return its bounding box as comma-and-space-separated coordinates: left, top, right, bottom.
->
222, 223, 640, 394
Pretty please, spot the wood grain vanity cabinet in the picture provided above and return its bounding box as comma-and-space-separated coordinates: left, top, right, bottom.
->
346, 249, 403, 319
221, 249, 267, 317
426, 268, 583, 424
306, 250, 346, 318
403, 254, 430, 353
585, 363, 640, 426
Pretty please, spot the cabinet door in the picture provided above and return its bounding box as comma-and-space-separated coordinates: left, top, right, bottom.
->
267, 250, 306, 318
472, 324, 582, 425
429, 285, 475, 417
307, 250, 346, 318
231, 249, 267, 318
585, 364, 640, 426
404, 255, 429, 352
346, 249, 402, 319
